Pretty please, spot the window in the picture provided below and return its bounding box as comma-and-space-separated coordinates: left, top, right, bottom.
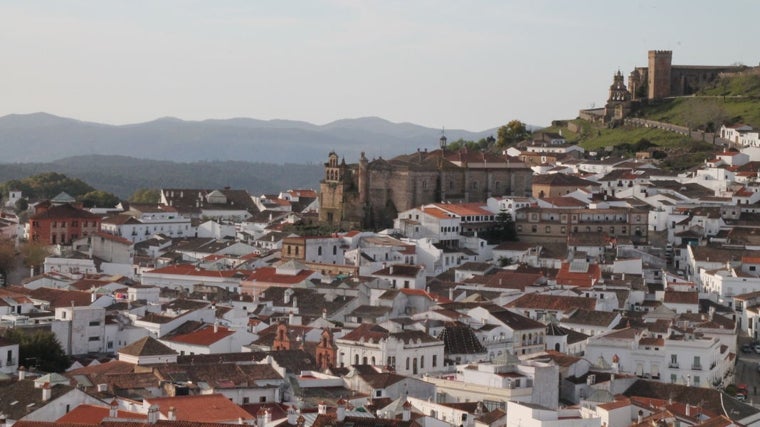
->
89, 321, 100, 327
88, 336, 100, 342
318, 247, 322, 256
259, 397, 267, 403
406, 357, 410, 370
432, 355, 437, 367
333, 246, 337, 255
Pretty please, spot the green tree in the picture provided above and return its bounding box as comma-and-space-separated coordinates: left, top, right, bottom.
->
495, 209, 518, 242
78, 190, 120, 208
129, 188, 160, 204
20, 242, 50, 275
3, 329, 70, 372
14, 198, 29, 214
496, 120, 529, 147
0, 172, 95, 201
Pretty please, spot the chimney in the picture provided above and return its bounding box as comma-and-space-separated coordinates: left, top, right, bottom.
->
214, 321, 219, 334
685, 404, 691, 417
265, 409, 272, 425
402, 401, 411, 422
448, 287, 454, 300
318, 401, 328, 415
289, 311, 294, 325
322, 308, 327, 319
389, 265, 394, 275
297, 414, 305, 427
287, 406, 298, 425
168, 406, 177, 421
41, 382, 52, 402
637, 410, 643, 423
257, 408, 267, 427
109, 399, 118, 418
148, 405, 159, 424
336, 399, 347, 421
91, 291, 97, 303
18, 366, 26, 381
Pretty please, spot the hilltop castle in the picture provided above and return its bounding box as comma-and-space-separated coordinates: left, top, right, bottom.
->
584, 50, 751, 125
318, 136, 533, 229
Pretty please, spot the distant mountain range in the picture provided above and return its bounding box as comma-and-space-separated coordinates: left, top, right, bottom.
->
0, 113, 507, 164
0, 155, 324, 199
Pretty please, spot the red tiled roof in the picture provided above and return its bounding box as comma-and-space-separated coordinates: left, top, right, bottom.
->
340, 323, 389, 342
27, 287, 93, 308
421, 207, 453, 220
164, 324, 236, 346
56, 404, 146, 424
145, 393, 254, 422
663, 291, 698, 305
30, 203, 101, 220
556, 262, 602, 287
505, 293, 596, 313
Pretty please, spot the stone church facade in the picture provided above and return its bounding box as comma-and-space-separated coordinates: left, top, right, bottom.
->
319, 138, 533, 229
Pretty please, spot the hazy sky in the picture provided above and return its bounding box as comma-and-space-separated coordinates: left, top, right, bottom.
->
2, 1, 759, 131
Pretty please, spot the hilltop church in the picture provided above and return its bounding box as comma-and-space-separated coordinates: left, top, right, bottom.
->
318, 135, 533, 229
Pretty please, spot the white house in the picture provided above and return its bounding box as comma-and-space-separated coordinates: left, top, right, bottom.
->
335, 323, 444, 376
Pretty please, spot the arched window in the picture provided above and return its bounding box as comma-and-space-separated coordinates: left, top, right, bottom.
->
354, 354, 359, 365
318, 247, 322, 256
420, 355, 425, 369
333, 246, 337, 255
406, 357, 410, 370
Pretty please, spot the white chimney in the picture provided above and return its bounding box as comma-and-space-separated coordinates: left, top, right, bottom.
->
18, 366, 26, 381
109, 399, 118, 418
322, 308, 327, 319
287, 406, 297, 425
148, 405, 159, 424
41, 382, 51, 402
214, 321, 219, 334
402, 401, 411, 421
168, 406, 176, 421
91, 291, 97, 303
318, 402, 327, 415
289, 311, 294, 325
257, 408, 267, 427
685, 404, 691, 417
336, 399, 347, 421
265, 409, 272, 425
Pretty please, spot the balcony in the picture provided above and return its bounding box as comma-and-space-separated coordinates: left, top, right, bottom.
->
691, 364, 702, 371
668, 362, 679, 369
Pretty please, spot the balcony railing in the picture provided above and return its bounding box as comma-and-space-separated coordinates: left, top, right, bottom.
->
668, 362, 679, 369
692, 364, 702, 371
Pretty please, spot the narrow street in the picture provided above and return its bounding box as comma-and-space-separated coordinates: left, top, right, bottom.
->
735, 351, 760, 406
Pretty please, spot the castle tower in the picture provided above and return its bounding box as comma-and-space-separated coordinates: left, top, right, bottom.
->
358, 151, 369, 204
648, 50, 672, 99
318, 151, 351, 226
